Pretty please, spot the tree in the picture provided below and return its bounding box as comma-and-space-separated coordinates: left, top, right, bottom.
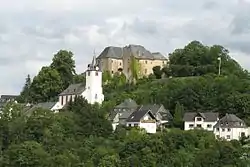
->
17, 75, 32, 103
152, 66, 163, 79
102, 70, 112, 83
3, 141, 49, 167
29, 66, 63, 102
50, 50, 76, 89
172, 102, 184, 128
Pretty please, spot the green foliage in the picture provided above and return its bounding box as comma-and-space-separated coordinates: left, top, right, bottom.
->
153, 66, 163, 79
173, 102, 184, 128
166, 41, 247, 77
29, 67, 63, 103
17, 75, 32, 103
50, 50, 76, 89
130, 56, 141, 82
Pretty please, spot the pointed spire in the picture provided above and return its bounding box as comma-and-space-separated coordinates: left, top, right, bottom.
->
91, 55, 96, 67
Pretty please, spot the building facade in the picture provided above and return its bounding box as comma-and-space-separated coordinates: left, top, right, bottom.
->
214, 114, 248, 141
183, 112, 219, 131
97, 45, 168, 79
58, 56, 104, 108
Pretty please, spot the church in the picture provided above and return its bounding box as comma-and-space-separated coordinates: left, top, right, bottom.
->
56, 56, 104, 109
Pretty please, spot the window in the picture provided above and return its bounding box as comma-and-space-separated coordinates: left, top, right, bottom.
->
95, 94, 97, 99
87, 71, 90, 76
196, 117, 202, 121
127, 68, 130, 72
197, 124, 202, 128
128, 124, 131, 127
163, 61, 165, 64
226, 135, 230, 139
145, 69, 147, 74
61, 96, 64, 105
111, 71, 114, 74
207, 124, 212, 128
222, 128, 225, 132
241, 132, 245, 137
189, 124, 194, 128
228, 128, 231, 132
88, 86, 90, 89
111, 60, 113, 63
120, 62, 122, 66
145, 60, 148, 64
134, 124, 138, 127
95, 71, 98, 76
66, 96, 68, 102
216, 128, 219, 131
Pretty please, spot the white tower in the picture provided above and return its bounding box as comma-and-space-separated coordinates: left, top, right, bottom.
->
81, 56, 104, 104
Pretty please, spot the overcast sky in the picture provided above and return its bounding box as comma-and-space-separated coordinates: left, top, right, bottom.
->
0, 0, 250, 95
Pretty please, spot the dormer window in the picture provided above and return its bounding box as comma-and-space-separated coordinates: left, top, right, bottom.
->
196, 117, 202, 121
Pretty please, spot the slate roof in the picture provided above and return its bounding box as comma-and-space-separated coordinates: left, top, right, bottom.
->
0, 95, 18, 99
183, 112, 219, 122
59, 83, 85, 96
138, 104, 173, 120
115, 98, 138, 109
97, 45, 167, 60
25, 102, 57, 116
214, 114, 246, 128
126, 108, 156, 122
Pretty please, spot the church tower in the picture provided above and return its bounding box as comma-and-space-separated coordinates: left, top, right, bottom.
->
83, 56, 104, 104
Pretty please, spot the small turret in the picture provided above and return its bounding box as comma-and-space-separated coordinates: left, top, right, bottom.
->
87, 56, 100, 71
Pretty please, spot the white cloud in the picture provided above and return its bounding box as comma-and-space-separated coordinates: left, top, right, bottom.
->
0, 0, 250, 95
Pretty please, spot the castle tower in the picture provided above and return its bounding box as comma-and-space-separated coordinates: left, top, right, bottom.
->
83, 56, 104, 104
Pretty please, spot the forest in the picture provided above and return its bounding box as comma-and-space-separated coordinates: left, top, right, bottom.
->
1, 40, 250, 166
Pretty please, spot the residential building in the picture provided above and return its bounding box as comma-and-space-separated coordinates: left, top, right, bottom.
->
0, 95, 18, 111
108, 98, 172, 132
97, 44, 168, 79
58, 56, 104, 108
25, 102, 62, 115
109, 98, 138, 130
214, 114, 248, 141
126, 107, 157, 133
183, 112, 219, 131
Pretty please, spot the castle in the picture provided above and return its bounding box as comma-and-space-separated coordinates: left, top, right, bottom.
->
97, 44, 168, 79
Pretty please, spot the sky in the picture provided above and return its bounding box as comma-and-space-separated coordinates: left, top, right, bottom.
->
0, 0, 250, 95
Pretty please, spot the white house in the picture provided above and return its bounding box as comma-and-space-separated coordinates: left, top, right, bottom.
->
126, 108, 157, 133
214, 114, 248, 141
58, 56, 104, 108
183, 112, 219, 131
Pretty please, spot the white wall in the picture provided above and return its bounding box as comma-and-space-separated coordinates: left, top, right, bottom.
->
51, 101, 63, 113
126, 122, 157, 134
184, 119, 217, 131
82, 70, 104, 104
214, 127, 249, 141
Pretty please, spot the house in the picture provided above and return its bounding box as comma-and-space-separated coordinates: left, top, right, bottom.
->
109, 98, 138, 130
126, 107, 157, 133
109, 98, 172, 131
138, 104, 173, 126
183, 112, 219, 131
0, 95, 18, 103
25, 102, 62, 115
96, 45, 168, 79
214, 114, 249, 141
58, 56, 104, 108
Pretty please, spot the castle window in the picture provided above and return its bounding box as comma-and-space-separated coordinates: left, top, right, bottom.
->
145, 60, 148, 64
120, 62, 122, 66
145, 69, 147, 74
95, 72, 98, 76
88, 71, 90, 76
112, 71, 114, 74
111, 60, 113, 63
